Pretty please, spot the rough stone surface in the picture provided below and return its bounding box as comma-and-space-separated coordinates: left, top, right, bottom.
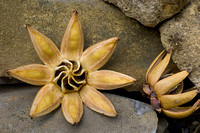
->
103, 0, 190, 27
0, 0, 164, 92
160, 0, 200, 87
0, 84, 158, 133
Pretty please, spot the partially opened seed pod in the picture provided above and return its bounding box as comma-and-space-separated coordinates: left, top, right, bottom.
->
143, 49, 200, 119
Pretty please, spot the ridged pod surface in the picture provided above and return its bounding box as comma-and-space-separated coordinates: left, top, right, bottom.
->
143, 49, 199, 119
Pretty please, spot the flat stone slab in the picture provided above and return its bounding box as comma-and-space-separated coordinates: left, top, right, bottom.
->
0, 84, 158, 133
160, 0, 200, 87
0, 0, 164, 91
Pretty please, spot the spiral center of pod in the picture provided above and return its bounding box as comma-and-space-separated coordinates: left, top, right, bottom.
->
53, 59, 87, 93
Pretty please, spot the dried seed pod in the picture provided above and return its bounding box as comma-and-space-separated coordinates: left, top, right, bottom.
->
144, 49, 200, 119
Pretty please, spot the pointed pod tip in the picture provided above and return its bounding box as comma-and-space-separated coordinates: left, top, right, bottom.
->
25, 24, 31, 28
109, 37, 119, 42
196, 99, 200, 107
114, 37, 119, 41
156, 108, 162, 113
111, 37, 119, 45
73, 10, 78, 15
106, 109, 117, 117
29, 114, 33, 119
143, 83, 148, 87
166, 48, 172, 54
197, 88, 200, 94
72, 122, 77, 126
114, 113, 118, 117
143, 84, 151, 96
127, 77, 136, 85
105, 37, 119, 47
6, 69, 13, 77
131, 77, 137, 82
26, 24, 33, 32
110, 112, 117, 117
6, 69, 10, 74
187, 68, 192, 73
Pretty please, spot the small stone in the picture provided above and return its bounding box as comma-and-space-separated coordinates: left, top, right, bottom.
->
160, 0, 200, 88
156, 118, 168, 133
103, 0, 190, 27
0, 84, 158, 133
0, 0, 164, 91
192, 121, 199, 126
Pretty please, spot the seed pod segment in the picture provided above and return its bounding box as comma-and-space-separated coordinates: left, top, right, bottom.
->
80, 85, 117, 117
27, 25, 61, 67
154, 70, 190, 96
80, 37, 118, 72
145, 50, 166, 82
162, 99, 200, 119
7, 64, 54, 86
158, 90, 198, 109
87, 70, 136, 90
61, 11, 84, 60
147, 49, 172, 87
62, 92, 83, 125
30, 83, 63, 118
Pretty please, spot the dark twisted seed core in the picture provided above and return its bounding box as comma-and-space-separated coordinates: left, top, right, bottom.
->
53, 59, 87, 93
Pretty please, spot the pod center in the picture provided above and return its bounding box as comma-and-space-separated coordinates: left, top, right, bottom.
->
53, 59, 87, 93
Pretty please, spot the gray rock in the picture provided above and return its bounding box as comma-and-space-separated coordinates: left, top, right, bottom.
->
0, 0, 164, 92
160, 0, 200, 87
157, 118, 168, 133
0, 84, 158, 133
103, 0, 190, 27
0, 77, 22, 84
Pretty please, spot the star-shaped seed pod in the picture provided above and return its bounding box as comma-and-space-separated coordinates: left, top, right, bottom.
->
7, 11, 136, 125
143, 49, 200, 119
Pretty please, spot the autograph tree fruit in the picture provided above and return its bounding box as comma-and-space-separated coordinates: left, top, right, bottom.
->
143, 49, 200, 119
8, 11, 136, 125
